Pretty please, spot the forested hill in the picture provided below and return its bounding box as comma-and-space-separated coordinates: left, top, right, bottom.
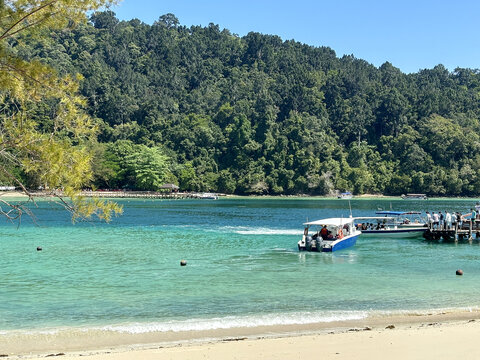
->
20, 11, 480, 195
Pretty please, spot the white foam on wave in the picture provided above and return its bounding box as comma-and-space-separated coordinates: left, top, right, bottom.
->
217, 226, 302, 236
3, 306, 478, 338
100, 311, 368, 334
369, 306, 480, 318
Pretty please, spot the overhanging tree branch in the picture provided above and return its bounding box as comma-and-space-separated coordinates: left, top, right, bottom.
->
0, 0, 58, 41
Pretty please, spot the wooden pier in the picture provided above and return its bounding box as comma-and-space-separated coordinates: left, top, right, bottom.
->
423, 220, 480, 242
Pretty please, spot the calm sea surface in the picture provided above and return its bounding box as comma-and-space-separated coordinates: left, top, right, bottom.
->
1, 197, 480, 333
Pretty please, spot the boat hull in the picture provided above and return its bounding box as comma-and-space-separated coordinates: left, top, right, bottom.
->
361, 228, 426, 238
299, 233, 360, 252
324, 233, 359, 252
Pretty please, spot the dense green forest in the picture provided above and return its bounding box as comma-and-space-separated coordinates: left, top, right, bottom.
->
11, 11, 480, 196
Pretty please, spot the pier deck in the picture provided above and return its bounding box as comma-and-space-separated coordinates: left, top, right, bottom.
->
423, 221, 480, 242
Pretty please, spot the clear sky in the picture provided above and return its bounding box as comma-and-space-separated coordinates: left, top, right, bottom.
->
109, 0, 480, 74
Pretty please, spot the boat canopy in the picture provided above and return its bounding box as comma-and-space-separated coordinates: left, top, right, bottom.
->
353, 216, 396, 221
304, 217, 354, 227
375, 211, 421, 216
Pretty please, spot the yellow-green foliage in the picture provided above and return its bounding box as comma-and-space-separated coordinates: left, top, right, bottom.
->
0, 0, 122, 222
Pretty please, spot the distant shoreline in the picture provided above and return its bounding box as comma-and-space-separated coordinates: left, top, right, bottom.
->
0, 191, 29, 198
0, 191, 478, 201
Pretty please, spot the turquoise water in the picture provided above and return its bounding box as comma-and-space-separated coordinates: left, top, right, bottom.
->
2, 197, 480, 333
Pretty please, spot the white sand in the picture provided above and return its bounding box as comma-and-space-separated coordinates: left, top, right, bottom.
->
32, 320, 480, 360
3, 311, 480, 360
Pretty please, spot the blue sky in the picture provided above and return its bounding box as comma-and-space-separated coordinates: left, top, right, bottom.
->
109, 0, 480, 74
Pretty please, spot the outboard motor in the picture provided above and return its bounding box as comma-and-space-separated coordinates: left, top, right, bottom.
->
305, 236, 313, 249
298, 234, 308, 251
317, 238, 323, 251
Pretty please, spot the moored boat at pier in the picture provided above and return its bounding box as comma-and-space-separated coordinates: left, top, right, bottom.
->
354, 211, 427, 238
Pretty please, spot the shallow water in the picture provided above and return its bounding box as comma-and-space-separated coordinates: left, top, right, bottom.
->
1, 197, 480, 334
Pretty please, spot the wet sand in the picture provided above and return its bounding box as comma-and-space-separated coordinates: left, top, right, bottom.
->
2, 310, 480, 359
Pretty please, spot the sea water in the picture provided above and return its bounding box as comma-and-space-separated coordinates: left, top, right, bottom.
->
1, 197, 480, 335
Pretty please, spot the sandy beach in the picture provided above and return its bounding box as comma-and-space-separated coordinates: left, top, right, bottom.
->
0, 191, 29, 198
3, 310, 480, 359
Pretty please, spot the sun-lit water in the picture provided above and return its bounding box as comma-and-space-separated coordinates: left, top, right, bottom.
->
1, 197, 480, 334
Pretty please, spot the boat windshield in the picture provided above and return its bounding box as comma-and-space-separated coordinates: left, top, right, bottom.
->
376, 211, 424, 223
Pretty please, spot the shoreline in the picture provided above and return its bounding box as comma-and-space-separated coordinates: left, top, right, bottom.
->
0, 190, 478, 201
73, 317, 480, 360
2, 309, 480, 359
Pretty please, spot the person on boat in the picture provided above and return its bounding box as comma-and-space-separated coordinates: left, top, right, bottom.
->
445, 211, 452, 230
320, 225, 329, 240
439, 211, 444, 230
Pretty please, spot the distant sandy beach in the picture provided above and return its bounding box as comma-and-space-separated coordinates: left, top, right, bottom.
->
0, 191, 28, 198
3, 310, 480, 359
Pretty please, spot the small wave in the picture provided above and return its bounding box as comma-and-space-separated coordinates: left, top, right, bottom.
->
100, 307, 480, 334
100, 311, 367, 334
369, 306, 480, 318
217, 226, 302, 236
2, 306, 479, 338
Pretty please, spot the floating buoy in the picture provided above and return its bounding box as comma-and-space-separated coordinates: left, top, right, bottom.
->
180, 260, 187, 266
456, 269, 463, 276
36, 246, 42, 251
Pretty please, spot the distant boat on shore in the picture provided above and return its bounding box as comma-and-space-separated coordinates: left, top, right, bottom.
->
197, 192, 218, 200
338, 192, 353, 199
401, 193, 427, 200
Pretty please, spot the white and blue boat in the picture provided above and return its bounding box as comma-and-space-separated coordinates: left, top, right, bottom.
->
298, 217, 361, 252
